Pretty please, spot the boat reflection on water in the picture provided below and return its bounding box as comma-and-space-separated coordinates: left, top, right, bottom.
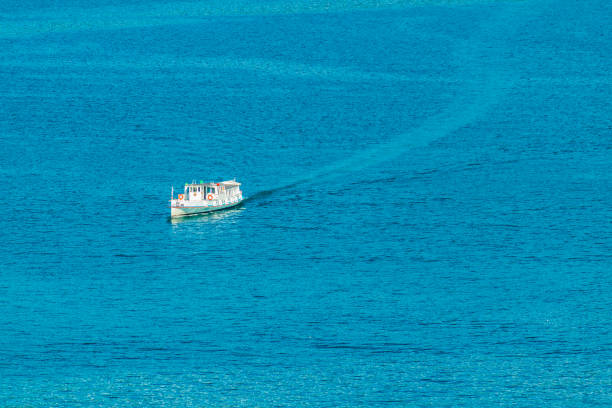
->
168, 206, 245, 225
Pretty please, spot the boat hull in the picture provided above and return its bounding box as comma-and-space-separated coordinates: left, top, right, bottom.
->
170, 199, 243, 217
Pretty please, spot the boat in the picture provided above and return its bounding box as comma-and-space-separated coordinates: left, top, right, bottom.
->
170, 179, 243, 217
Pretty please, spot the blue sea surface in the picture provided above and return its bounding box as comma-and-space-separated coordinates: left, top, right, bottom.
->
1, 0, 611, 406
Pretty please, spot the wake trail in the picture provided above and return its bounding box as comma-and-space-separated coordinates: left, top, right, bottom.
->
248, 0, 549, 201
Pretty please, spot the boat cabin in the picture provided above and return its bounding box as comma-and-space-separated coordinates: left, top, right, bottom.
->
180, 180, 241, 203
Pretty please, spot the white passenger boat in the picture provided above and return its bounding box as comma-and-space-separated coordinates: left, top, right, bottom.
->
170, 179, 243, 217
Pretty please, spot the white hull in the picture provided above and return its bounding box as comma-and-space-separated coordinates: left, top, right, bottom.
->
170, 198, 243, 217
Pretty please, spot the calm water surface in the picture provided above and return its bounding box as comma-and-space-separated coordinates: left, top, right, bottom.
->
1, 0, 611, 406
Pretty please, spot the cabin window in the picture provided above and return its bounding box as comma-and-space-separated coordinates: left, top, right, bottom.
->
198, 186, 201, 192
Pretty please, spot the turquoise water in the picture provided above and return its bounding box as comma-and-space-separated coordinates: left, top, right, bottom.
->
1, 0, 611, 406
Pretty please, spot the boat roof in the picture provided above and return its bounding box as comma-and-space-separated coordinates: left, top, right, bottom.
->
185, 179, 241, 186
220, 180, 241, 186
